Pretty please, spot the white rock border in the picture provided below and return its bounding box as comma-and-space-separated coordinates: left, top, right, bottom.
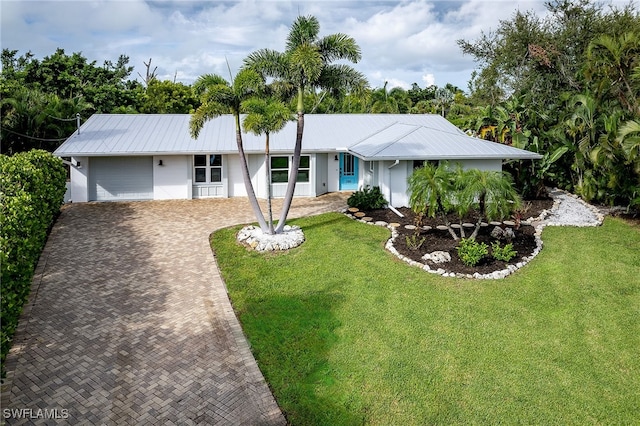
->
236, 225, 305, 251
344, 188, 605, 279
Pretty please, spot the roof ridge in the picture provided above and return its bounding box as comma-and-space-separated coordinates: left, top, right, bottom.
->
349, 122, 423, 157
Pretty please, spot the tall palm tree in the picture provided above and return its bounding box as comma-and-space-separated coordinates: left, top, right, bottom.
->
244, 15, 367, 234
241, 97, 294, 234
189, 69, 270, 232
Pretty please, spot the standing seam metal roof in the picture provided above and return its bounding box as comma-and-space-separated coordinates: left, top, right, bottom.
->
54, 114, 543, 160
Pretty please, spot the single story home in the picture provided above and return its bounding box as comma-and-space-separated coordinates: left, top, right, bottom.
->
54, 114, 542, 207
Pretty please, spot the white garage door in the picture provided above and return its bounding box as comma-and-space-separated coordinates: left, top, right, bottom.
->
89, 157, 153, 201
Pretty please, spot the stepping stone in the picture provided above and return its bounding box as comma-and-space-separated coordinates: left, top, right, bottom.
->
362, 217, 373, 222
489, 221, 502, 226
354, 212, 366, 218
462, 222, 474, 228
375, 221, 388, 226
404, 224, 417, 230
436, 225, 448, 231
348, 207, 359, 213
503, 220, 515, 226
389, 222, 401, 228
480, 222, 488, 227
451, 223, 461, 229
422, 225, 432, 231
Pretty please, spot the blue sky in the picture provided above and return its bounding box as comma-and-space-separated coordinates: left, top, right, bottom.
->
0, 1, 633, 92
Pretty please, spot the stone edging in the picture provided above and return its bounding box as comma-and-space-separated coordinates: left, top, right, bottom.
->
344, 188, 605, 280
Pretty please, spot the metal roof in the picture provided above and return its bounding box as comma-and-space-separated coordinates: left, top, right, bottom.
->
54, 113, 542, 160
349, 122, 543, 160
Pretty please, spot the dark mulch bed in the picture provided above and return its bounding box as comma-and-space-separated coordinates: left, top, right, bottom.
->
356, 198, 554, 276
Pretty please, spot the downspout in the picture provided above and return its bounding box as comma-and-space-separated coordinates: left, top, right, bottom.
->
387, 160, 404, 217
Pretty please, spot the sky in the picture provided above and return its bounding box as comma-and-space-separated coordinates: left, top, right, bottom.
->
0, 0, 633, 92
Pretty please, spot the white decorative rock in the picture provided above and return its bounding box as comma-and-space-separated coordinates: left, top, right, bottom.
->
422, 251, 451, 264
236, 225, 305, 252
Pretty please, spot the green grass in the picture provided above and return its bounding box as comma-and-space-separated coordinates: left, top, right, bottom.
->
211, 213, 640, 425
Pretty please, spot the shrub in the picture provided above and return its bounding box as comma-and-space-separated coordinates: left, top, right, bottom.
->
347, 186, 387, 210
405, 234, 426, 251
491, 241, 517, 262
456, 238, 488, 266
1, 150, 67, 375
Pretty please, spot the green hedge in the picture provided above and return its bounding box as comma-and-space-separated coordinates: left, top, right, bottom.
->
1, 150, 67, 374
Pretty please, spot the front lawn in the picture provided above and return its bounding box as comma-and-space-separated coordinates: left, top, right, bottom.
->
211, 213, 640, 425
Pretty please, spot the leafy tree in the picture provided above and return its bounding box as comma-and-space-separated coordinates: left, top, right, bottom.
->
459, 1, 640, 207
244, 15, 366, 234
0, 86, 91, 154
1, 48, 141, 152
139, 79, 198, 113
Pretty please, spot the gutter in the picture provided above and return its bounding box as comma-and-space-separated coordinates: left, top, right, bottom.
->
387, 160, 400, 212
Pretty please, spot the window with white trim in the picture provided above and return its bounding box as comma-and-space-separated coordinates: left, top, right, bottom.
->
194, 155, 222, 183
271, 155, 310, 183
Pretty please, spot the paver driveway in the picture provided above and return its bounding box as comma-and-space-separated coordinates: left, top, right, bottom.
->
1, 194, 348, 425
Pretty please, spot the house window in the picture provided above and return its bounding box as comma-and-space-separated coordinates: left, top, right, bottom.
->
194, 155, 222, 183
271, 155, 310, 183
413, 160, 439, 169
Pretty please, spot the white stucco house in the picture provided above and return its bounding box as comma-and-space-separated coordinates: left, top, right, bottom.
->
54, 114, 542, 207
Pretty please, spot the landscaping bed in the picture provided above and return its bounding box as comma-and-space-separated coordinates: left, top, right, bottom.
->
353, 198, 554, 276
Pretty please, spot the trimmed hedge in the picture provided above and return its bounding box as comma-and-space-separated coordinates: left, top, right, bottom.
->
1, 150, 67, 374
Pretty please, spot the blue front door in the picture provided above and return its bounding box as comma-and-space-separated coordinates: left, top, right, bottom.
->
339, 153, 358, 190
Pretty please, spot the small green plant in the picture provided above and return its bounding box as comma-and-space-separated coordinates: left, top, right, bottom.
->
456, 238, 488, 266
405, 234, 426, 251
491, 241, 517, 262
347, 186, 387, 210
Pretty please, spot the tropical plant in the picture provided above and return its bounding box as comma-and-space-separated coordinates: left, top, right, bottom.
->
241, 97, 295, 233
456, 238, 488, 266
491, 241, 517, 262
244, 15, 367, 234
459, 169, 522, 239
347, 186, 387, 210
407, 162, 458, 240
189, 69, 271, 233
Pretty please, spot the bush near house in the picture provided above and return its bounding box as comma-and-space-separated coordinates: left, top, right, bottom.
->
347, 186, 388, 210
1, 150, 67, 374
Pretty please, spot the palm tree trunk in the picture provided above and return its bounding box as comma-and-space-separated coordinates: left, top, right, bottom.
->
265, 133, 274, 234
274, 96, 304, 234
234, 115, 269, 232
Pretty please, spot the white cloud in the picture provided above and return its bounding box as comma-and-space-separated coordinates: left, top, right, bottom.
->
2, 0, 632, 91
422, 73, 435, 87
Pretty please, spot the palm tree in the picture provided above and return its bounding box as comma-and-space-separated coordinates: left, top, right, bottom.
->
459, 169, 522, 239
586, 32, 640, 115
244, 15, 367, 234
241, 97, 294, 233
618, 120, 640, 166
370, 82, 399, 113
189, 69, 271, 232
407, 162, 459, 240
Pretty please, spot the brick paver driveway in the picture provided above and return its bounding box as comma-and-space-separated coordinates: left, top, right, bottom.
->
1, 194, 348, 425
